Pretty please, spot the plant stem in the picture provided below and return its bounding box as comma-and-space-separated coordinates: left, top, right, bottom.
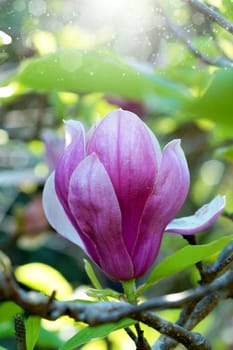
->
122, 279, 137, 304
122, 280, 151, 349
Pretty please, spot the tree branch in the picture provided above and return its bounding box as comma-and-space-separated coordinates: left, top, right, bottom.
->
0, 260, 233, 322
153, 286, 229, 350
134, 312, 210, 350
0, 248, 232, 349
0, 271, 213, 349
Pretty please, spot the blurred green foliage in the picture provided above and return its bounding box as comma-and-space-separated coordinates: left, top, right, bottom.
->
0, 0, 233, 349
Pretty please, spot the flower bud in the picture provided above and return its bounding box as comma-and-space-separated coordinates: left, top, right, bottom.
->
43, 110, 225, 281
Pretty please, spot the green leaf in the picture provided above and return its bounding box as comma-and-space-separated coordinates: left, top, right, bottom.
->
84, 259, 102, 290
26, 316, 41, 350
59, 319, 135, 350
0, 346, 8, 350
37, 327, 63, 348
0, 320, 62, 348
86, 288, 121, 300
0, 321, 14, 338
0, 302, 22, 324
186, 68, 233, 126
13, 49, 189, 109
138, 235, 233, 295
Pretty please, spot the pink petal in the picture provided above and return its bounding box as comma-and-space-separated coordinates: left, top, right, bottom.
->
55, 120, 85, 215
87, 109, 161, 253
43, 172, 100, 263
165, 195, 226, 234
42, 172, 85, 248
68, 153, 134, 281
132, 139, 190, 277
86, 119, 102, 146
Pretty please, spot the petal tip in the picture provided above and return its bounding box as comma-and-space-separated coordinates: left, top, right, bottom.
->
208, 194, 226, 213
163, 139, 184, 154
64, 120, 85, 147
165, 194, 226, 235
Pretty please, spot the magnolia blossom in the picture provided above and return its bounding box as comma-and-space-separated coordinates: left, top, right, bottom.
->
43, 110, 225, 281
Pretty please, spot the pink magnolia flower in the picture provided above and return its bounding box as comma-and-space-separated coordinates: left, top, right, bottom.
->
42, 110, 225, 281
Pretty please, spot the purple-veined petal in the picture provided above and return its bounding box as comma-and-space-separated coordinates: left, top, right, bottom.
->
132, 139, 190, 277
43, 172, 100, 263
68, 153, 134, 281
42, 172, 85, 248
87, 109, 161, 253
86, 119, 102, 147
55, 120, 85, 215
153, 139, 190, 222
165, 195, 226, 234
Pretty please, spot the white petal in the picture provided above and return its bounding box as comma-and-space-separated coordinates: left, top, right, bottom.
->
42, 172, 85, 249
165, 195, 226, 235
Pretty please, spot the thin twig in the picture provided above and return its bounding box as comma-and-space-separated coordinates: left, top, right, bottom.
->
124, 327, 137, 342
159, 4, 233, 67
183, 235, 206, 283
135, 323, 151, 349
188, 0, 233, 35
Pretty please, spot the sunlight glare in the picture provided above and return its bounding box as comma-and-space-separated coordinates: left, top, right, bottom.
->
0, 85, 16, 98
0, 30, 12, 45
77, 0, 157, 59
